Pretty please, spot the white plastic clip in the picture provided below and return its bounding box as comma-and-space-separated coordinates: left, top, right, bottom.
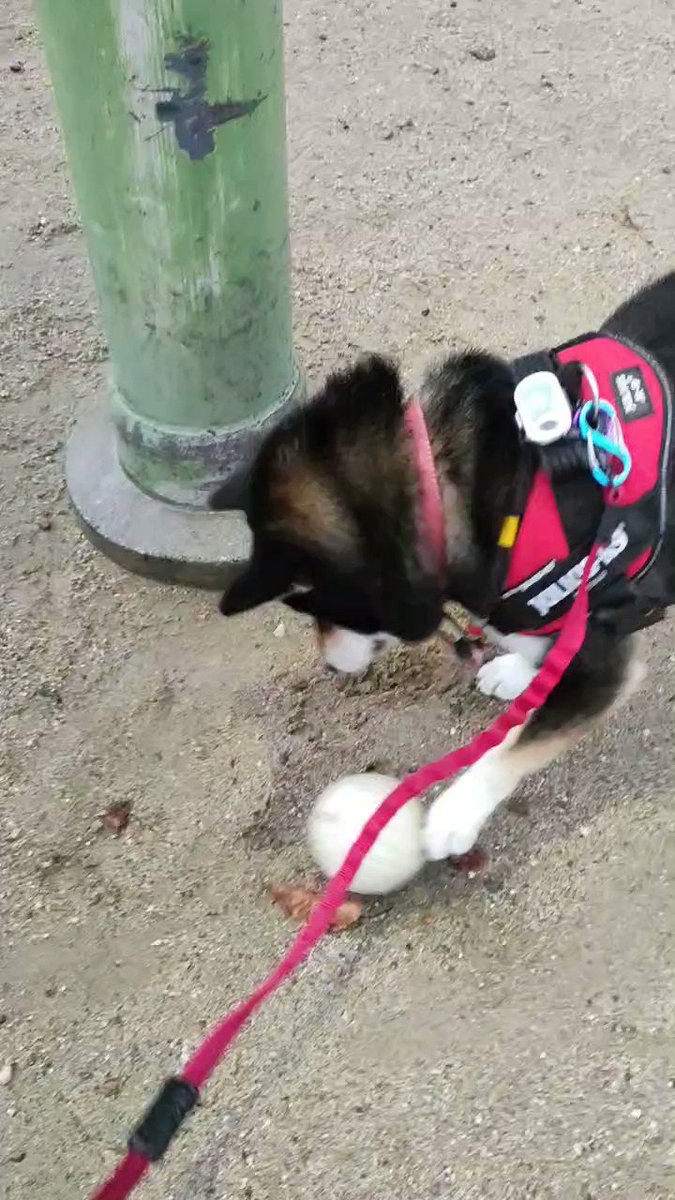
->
513, 371, 572, 445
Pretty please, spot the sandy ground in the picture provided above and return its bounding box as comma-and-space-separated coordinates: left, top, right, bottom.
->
2, 0, 675, 1197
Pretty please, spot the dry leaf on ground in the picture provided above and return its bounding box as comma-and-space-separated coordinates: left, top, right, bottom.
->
269, 884, 363, 932
449, 845, 488, 873
100, 801, 131, 835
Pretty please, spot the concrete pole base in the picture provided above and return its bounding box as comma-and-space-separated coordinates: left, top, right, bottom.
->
66, 404, 252, 588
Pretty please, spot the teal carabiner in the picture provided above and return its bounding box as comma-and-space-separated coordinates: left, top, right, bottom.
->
578, 399, 632, 488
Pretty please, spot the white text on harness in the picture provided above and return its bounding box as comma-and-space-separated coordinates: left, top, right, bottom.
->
526, 523, 628, 617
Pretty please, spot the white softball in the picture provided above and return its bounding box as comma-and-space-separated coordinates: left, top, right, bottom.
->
307, 773, 425, 895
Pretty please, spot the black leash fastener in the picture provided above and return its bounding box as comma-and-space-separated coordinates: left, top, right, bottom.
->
128, 1077, 200, 1162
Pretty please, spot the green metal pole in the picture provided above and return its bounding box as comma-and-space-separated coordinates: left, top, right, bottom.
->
35, 0, 302, 582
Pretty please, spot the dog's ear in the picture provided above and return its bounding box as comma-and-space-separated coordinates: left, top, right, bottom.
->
209, 461, 252, 513
218, 548, 292, 616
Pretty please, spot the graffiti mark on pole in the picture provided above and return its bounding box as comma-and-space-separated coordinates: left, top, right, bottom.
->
155, 39, 264, 161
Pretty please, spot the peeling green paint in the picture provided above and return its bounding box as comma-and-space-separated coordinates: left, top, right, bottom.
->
35, 0, 298, 504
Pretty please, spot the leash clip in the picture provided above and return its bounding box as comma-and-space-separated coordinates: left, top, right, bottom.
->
128, 1076, 199, 1163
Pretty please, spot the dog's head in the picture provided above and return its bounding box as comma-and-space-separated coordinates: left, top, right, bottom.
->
211, 349, 517, 672
211, 356, 450, 671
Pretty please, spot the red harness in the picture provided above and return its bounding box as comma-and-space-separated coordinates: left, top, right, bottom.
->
491, 333, 672, 635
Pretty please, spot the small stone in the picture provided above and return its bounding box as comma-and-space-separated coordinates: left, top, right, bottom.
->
99, 1078, 122, 1098
483, 875, 505, 894
469, 45, 496, 62
273, 622, 285, 638
507, 795, 530, 817
9, 61, 25, 73
0, 1062, 14, 1086
37, 514, 52, 531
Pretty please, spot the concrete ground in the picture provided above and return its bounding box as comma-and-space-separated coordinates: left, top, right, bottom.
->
2, 0, 675, 1197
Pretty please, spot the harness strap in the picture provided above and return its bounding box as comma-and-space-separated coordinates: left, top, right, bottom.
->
510, 348, 558, 384
488, 443, 538, 611
488, 349, 591, 617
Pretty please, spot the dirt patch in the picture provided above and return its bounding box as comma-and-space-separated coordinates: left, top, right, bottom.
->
236, 643, 469, 848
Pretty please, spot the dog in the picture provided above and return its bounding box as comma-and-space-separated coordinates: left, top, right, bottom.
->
211, 271, 675, 861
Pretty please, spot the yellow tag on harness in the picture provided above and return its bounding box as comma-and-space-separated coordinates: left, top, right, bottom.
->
498, 515, 520, 548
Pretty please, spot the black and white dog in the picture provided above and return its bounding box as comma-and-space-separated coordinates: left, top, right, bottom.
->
211, 272, 675, 860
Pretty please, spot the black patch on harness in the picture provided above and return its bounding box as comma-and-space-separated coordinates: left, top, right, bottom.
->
611, 366, 653, 422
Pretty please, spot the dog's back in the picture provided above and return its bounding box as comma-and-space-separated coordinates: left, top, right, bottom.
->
603, 270, 675, 371
601, 271, 675, 597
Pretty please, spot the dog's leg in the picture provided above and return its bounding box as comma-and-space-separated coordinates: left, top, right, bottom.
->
423, 723, 577, 858
475, 631, 552, 701
424, 627, 636, 859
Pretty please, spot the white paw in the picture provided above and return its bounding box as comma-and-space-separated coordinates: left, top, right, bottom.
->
476, 653, 537, 701
423, 773, 486, 860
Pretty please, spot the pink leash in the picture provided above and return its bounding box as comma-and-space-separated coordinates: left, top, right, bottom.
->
90, 547, 598, 1200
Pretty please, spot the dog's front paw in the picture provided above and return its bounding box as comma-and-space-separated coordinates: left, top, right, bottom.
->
476, 654, 537, 702
423, 774, 485, 861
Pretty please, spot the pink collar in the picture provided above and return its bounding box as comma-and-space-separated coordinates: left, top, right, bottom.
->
403, 398, 446, 578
